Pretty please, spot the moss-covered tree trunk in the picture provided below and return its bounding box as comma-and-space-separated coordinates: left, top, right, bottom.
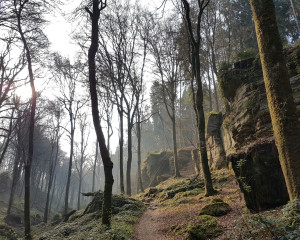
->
85, 0, 114, 225
195, 46, 215, 196
250, 0, 300, 200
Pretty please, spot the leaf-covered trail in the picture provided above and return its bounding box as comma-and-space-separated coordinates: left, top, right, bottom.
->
133, 199, 172, 240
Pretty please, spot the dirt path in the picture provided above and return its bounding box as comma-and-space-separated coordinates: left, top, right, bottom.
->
133, 173, 245, 240
133, 199, 172, 240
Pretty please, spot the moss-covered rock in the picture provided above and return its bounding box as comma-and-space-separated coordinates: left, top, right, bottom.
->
217, 44, 300, 213
199, 200, 231, 217
141, 151, 173, 188
0, 224, 17, 240
158, 178, 204, 201
84, 191, 144, 216
229, 141, 289, 212
185, 215, 222, 240
4, 214, 22, 225
143, 187, 161, 198
51, 214, 61, 225
206, 113, 227, 170
35, 193, 145, 240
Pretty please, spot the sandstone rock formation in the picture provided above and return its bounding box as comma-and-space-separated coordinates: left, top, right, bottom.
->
218, 44, 300, 211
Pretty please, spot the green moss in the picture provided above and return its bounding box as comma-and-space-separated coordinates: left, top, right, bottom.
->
211, 198, 224, 204
169, 224, 183, 234
199, 200, 231, 216
284, 42, 300, 76
157, 178, 204, 202
222, 117, 232, 130
185, 215, 222, 240
33, 192, 145, 240
0, 224, 17, 240
219, 62, 232, 72
234, 48, 258, 61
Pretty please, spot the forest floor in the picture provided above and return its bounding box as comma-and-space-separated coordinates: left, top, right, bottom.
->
1, 169, 300, 239
133, 169, 247, 240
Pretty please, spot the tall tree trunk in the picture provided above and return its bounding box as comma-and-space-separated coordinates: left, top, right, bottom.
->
211, 64, 220, 111
136, 111, 144, 193
7, 146, 22, 215
64, 128, 74, 215
210, 42, 220, 112
126, 117, 132, 196
181, 0, 216, 196
289, 0, 300, 36
92, 142, 98, 192
0, 109, 14, 165
119, 107, 125, 194
250, 0, 300, 201
86, 0, 114, 226
77, 164, 83, 210
207, 70, 212, 111
44, 126, 59, 222
207, 49, 212, 111
43, 145, 54, 222
70, 186, 75, 209
49, 174, 56, 216
195, 46, 215, 196
172, 115, 180, 177
16, 11, 37, 238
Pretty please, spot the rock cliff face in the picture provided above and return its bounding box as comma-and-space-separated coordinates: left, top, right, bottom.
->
141, 45, 300, 211
206, 113, 227, 170
218, 44, 300, 211
141, 148, 198, 188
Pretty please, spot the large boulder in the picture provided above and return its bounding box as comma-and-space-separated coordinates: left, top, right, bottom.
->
141, 151, 173, 188
141, 148, 198, 188
228, 140, 289, 211
83, 191, 144, 215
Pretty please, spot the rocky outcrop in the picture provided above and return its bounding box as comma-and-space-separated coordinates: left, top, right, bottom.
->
141, 148, 198, 188
218, 44, 300, 211
141, 151, 173, 188
206, 113, 227, 170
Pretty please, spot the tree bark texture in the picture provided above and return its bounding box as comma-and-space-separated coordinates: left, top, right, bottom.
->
92, 141, 98, 192
136, 112, 144, 193
181, 0, 215, 196
250, 0, 300, 200
86, 0, 114, 225
64, 128, 74, 215
119, 107, 125, 194
16, 7, 37, 238
126, 118, 133, 196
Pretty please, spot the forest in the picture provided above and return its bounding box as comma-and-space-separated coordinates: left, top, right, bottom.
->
0, 0, 300, 239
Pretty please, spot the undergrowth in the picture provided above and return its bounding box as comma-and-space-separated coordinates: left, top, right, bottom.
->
219, 200, 300, 240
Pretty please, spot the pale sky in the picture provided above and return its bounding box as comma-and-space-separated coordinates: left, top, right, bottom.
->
39, 0, 176, 157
